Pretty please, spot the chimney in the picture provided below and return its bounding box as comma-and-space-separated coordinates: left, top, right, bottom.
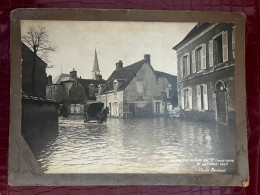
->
144, 54, 150, 64
70, 68, 77, 79
98, 84, 103, 95
47, 75, 52, 86
89, 83, 95, 97
96, 74, 102, 80
116, 60, 123, 70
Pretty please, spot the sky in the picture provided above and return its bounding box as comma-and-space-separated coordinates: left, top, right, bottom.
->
21, 20, 196, 80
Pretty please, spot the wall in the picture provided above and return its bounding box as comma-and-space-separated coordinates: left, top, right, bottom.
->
124, 63, 161, 117
98, 92, 124, 117
46, 84, 66, 103
22, 98, 59, 138
156, 77, 171, 98
22, 44, 47, 98
69, 80, 87, 105
62, 81, 74, 97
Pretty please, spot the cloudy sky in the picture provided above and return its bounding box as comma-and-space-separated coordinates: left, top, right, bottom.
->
21, 20, 196, 80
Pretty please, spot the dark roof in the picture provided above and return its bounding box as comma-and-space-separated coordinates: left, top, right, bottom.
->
155, 71, 177, 85
102, 59, 145, 93
21, 42, 47, 68
78, 78, 107, 99
53, 74, 71, 84
173, 23, 212, 50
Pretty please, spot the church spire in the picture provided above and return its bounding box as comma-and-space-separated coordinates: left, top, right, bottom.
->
92, 49, 101, 79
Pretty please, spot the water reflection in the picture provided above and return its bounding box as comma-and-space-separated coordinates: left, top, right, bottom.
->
25, 117, 236, 174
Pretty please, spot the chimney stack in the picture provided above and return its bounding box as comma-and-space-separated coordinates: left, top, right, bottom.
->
116, 60, 123, 70
144, 54, 150, 64
70, 68, 77, 79
47, 75, 52, 86
96, 74, 102, 80
89, 84, 95, 97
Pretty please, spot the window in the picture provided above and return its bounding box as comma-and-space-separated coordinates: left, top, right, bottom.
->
192, 44, 206, 73
195, 46, 202, 70
196, 84, 208, 111
213, 35, 223, 64
184, 89, 189, 109
113, 80, 118, 92
211, 31, 228, 65
155, 102, 160, 114
181, 54, 190, 76
183, 55, 188, 76
181, 88, 192, 110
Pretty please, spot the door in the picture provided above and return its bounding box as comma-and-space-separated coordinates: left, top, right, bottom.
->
155, 102, 160, 114
129, 103, 136, 117
216, 82, 227, 123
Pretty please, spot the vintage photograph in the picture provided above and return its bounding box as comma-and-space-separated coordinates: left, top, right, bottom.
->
20, 20, 237, 174
9, 9, 248, 186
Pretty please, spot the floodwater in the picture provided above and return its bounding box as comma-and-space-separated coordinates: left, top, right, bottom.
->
25, 117, 236, 174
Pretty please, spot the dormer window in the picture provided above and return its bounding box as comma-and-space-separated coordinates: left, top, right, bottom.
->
97, 84, 103, 95
113, 79, 118, 92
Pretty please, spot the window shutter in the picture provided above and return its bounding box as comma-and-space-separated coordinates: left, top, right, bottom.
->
192, 50, 196, 73
187, 53, 190, 75
188, 88, 192, 109
197, 85, 201, 111
181, 90, 184, 109
232, 26, 235, 59
213, 39, 218, 65
209, 40, 214, 67
203, 84, 208, 110
180, 57, 183, 77
202, 44, 206, 69
222, 31, 228, 62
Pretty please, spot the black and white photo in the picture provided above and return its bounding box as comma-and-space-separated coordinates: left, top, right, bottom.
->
9, 9, 248, 186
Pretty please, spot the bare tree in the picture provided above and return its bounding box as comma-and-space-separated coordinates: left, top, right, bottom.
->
22, 25, 56, 95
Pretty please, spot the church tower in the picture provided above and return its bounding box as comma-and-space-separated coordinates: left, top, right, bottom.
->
92, 49, 101, 80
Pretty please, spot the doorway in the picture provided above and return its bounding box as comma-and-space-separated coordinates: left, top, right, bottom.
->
216, 82, 227, 123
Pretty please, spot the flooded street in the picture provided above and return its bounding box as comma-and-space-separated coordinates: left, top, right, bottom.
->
26, 117, 236, 174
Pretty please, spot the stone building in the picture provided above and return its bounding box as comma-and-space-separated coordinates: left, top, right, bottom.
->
173, 23, 236, 123
46, 50, 106, 115
154, 71, 178, 114
96, 54, 177, 118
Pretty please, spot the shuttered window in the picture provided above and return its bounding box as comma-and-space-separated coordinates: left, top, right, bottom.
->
181, 90, 184, 109
209, 40, 214, 67
222, 31, 228, 62
202, 44, 206, 69
181, 54, 190, 76
183, 88, 192, 110
213, 35, 223, 65
188, 88, 192, 109
196, 84, 208, 111
180, 58, 183, 77
192, 50, 196, 73
203, 84, 208, 110
196, 85, 201, 111
187, 53, 190, 75
195, 47, 202, 71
